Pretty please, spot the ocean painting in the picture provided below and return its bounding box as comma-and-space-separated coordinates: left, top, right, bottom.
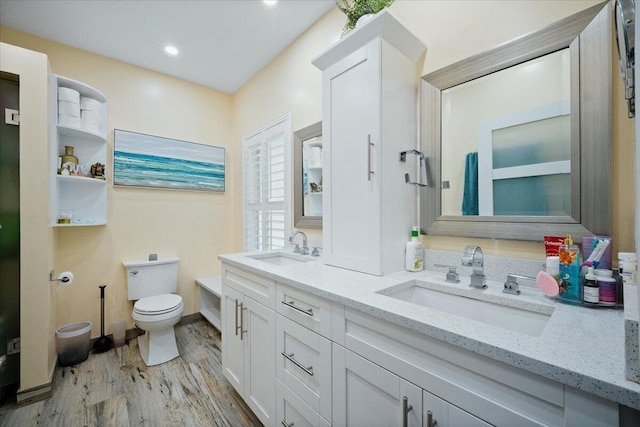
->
114, 129, 225, 192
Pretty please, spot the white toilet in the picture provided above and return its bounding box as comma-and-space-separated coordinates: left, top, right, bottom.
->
123, 257, 183, 366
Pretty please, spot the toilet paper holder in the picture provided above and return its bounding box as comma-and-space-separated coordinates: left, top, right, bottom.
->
49, 269, 73, 284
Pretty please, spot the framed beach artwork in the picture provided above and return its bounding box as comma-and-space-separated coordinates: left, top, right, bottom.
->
113, 129, 225, 192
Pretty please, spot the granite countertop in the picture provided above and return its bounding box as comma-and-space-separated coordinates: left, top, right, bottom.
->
219, 251, 640, 410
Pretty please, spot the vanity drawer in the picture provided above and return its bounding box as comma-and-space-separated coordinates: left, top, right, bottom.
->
277, 283, 332, 339
276, 314, 332, 421
276, 379, 331, 427
222, 264, 276, 309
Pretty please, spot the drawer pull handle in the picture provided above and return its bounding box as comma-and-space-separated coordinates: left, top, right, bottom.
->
281, 421, 294, 427
281, 352, 314, 376
281, 300, 313, 317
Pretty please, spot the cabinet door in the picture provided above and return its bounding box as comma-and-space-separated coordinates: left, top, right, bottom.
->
423, 390, 490, 427
244, 296, 276, 427
333, 344, 421, 427
221, 284, 245, 395
323, 42, 383, 276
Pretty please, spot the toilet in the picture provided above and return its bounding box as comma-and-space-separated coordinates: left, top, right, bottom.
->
123, 257, 183, 366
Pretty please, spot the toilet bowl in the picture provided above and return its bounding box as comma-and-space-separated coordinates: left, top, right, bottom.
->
123, 257, 182, 367
133, 294, 184, 366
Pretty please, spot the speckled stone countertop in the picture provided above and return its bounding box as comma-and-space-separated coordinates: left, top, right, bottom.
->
219, 251, 640, 410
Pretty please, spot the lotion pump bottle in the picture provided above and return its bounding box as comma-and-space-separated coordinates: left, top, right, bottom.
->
405, 226, 424, 272
559, 234, 581, 302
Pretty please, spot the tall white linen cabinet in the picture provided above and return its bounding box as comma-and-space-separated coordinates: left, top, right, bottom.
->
312, 9, 426, 276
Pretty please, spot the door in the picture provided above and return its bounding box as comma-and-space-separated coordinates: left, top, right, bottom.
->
244, 296, 276, 427
333, 344, 422, 427
221, 285, 245, 395
0, 76, 20, 390
323, 42, 382, 275
423, 390, 491, 427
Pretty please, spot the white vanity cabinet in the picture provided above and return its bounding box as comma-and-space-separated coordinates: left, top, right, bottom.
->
312, 10, 426, 276
50, 75, 108, 227
221, 265, 276, 427
219, 261, 623, 427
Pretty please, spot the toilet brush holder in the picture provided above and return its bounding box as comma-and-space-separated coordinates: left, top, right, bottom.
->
93, 284, 113, 353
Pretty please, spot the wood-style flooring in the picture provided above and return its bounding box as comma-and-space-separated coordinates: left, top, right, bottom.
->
0, 320, 262, 426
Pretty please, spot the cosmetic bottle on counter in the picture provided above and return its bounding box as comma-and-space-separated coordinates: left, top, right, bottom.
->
405, 226, 424, 272
583, 267, 599, 305
558, 234, 581, 302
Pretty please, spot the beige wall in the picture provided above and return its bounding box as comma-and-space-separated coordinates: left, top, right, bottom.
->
234, 1, 635, 260
0, 27, 234, 338
0, 42, 56, 393
0, 0, 635, 393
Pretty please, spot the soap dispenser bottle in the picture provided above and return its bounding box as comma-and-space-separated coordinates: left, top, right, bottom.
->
559, 234, 581, 302
405, 226, 424, 272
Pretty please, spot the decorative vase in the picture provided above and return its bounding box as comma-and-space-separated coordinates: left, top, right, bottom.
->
61, 146, 78, 166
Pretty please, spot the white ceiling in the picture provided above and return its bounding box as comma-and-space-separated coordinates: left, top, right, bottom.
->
0, 0, 335, 94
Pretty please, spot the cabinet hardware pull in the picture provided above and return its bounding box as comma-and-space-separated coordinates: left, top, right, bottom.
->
281, 421, 294, 427
240, 302, 247, 340
281, 300, 313, 316
402, 396, 413, 427
235, 299, 240, 336
235, 299, 247, 339
281, 352, 314, 376
367, 134, 375, 181
426, 410, 437, 427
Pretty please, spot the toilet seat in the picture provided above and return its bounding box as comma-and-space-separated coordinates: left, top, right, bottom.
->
134, 294, 183, 316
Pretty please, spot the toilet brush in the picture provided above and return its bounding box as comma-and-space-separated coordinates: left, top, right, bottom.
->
93, 284, 113, 353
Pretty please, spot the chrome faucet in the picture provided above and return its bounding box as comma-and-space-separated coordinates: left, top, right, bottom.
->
288, 231, 309, 255
461, 245, 486, 289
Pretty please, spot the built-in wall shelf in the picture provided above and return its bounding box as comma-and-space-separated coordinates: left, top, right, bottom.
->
58, 125, 106, 142
57, 175, 107, 185
50, 74, 108, 227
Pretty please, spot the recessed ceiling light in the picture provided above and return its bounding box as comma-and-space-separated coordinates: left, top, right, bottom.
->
164, 45, 179, 56
264, 0, 277, 5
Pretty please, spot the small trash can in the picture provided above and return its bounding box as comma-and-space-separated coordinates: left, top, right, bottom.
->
56, 322, 92, 366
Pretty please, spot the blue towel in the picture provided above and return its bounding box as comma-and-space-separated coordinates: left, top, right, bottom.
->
462, 152, 479, 215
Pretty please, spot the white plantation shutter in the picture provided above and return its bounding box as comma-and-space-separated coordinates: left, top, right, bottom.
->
243, 113, 291, 251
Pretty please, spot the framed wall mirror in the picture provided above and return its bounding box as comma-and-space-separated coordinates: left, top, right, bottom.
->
420, 2, 611, 242
293, 121, 323, 229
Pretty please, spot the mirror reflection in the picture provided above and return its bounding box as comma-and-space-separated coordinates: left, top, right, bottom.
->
293, 121, 322, 229
302, 134, 323, 217
441, 49, 571, 217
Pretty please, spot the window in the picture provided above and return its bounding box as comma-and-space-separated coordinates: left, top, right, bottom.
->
243, 113, 291, 251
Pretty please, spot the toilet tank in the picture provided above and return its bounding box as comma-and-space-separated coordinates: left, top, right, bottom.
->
123, 257, 180, 300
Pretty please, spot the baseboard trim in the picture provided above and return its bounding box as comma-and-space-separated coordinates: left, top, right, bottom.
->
16, 381, 52, 406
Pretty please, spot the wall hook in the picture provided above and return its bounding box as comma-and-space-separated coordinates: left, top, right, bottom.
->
400, 149, 429, 187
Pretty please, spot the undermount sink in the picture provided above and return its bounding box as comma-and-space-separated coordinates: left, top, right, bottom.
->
377, 280, 553, 337
247, 251, 313, 266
